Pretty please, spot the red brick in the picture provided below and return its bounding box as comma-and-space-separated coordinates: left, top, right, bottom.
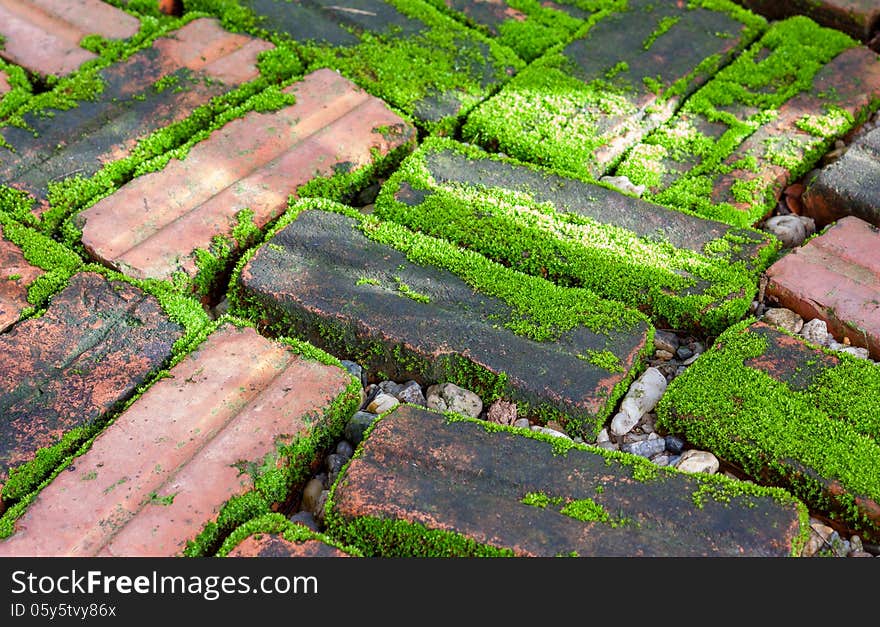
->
0, 225, 44, 332
765, 216, 880, 359
0, 71, 10, 95
77, 69, 416, 285
0, 323, 352, 557
0, 18, 273, 220
0, 0, 140, 77
0, 271, 183, 496
801, 126, 880, 228
226, 534, 352, 558
328, 405, 806, 557
736, 0, 880, 42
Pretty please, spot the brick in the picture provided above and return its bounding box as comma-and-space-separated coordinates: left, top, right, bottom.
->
376, 138, 778, 335
327, 404, 807, 557
0, 271, 183, 501
76, 68, 416, 294
461, 0, 764, 180
735, 0, 880, 42
0, 18, 274, 223
657, 320, 880, 542
765, 216, 880, 360
226, 534, 352, 557
235, 200, 652, 440
0, 215, 81, 331
0, 323, 355, 556
200, 0, 525, 133
0, 0, 140, 77
801, 126, 880, 228
0, 71, 10, 95
617, 18, 880, 227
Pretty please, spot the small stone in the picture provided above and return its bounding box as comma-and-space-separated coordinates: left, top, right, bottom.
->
397, 380, 427, 406
681, 353, 701, 366
666, 454, 681, 466
653, 330, 680, 354
665, 435, 686, 454
848, 551, 874, 557
675, 346, 694, 360
655, 349, 674, 360
674, 449, 719, 474
513, 418, 531, 429
764, 215, 807, 248
313, 490, 329, 524
850, 536, 864, 553
367, 392, 400, 414
599, 174, 645, 197
839, 346, 870, 360
530, 425, 572, 440
378, 380, 403, 397
610, 367, 667, 436
622, 432, 648, 444
798, 215, 816, 238
762, 307, 804, 334
335, 440, 354, 459
800, 318, 829, 347
426, 382, 483, 418
640, 414, 656, 434
487, 399, 517, 426
301, 478, 324, 514
596, 441, 619, 451
621, 438, 666, 459
650, 453, 671, 467
340, 360, 366, 387
596, 428, 611, 443
325, 453, 346, 475
212, 297, 229, 318
344, 411, 378, 446
289, 510, 319, 532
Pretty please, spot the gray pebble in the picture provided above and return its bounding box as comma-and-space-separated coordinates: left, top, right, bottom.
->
344, 411, 378, 446
665, 435, 686, 454
650, 453, 672, 467
513, 418, 531, 429
335, 440, 354, 459
621, 438, 667, 458
762, 307, 804, 334
800, 318, 829, 346
289, 510, 319, 532
325, 453, 346, 475
397, 380, 427, 406
314, 490, 329, 524
653, 330, 680, 354
378, 380, 403, 397
340, 360, 366, 387
675, 346, 693, 360
596, 441, 619, 452
764, 214, 807, 248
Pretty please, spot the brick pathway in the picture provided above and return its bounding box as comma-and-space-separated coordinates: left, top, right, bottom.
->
1, 0, 879, 556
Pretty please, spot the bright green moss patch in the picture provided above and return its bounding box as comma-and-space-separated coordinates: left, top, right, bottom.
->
616, 17, 873, 227
656, 319, 880, 541
0, 61, 33, 127
374, 137, 778, 334
216, 512, 363, 557
521, 490, 632, 527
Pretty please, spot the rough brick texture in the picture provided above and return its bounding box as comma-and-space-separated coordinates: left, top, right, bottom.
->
0, 18, 273, 220
765, 216, 880, 360
237, 205, 653, 440
76, 68, 415, 288
801, 127, 880, 228
0, 225, 44, 331
0, 323, 353, 556
328, 404, 806, 557
735, 0, 880, 42
0, 271, 182, 495
227, 534, 352, 558
0, 0, 140, 77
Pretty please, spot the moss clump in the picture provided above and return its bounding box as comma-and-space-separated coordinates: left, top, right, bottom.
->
657, 318, 880, 542
617, 17, 871, 227
461, 0, 764, 179
216, 512, 363, 557
375, 137, 777, 335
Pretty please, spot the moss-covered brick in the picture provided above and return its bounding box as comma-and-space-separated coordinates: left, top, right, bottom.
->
231, 197, 652, 440
422, 0, 625, 62
325, 404, 808, 556
0, 320, 361, 555
461, 0, 765, 180
181, 0, 526, 135
0, 214, 82, 330
0, 61, 32, 123
375, 137, 779, 335
656, 319, 880, 543
219, 513, 362, 557
617, 17, 880, 227
0, 0, 141, 79
734, 0, 880, 43
0, 270, 187, 523
0, 17, 277, 231
72, 68, 415, 302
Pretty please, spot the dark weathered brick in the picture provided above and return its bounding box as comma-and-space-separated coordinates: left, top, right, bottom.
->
235, 200, 652, 440
0, 0, 140, 77
462, 0, 764, 179
0, 323, 355, 556
0, 18, 274, 221
76, 69, 416, 296
376, 138, 778, 335
0, 271, 183, 500
765, 216, 880, 360
657, 320, 880, 542
735, 0, 880, 43
327, 404, 807, 557
617, 18, 880, 227
801, 126, 880, 228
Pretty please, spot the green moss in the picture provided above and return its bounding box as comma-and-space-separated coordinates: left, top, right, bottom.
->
374, 137, 777, 335
578, 349, 624, 373
618, 17, 871, 228
656, 318, 880, 541
216, 512, 363, 557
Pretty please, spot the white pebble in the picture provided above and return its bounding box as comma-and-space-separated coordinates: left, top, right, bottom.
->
610, 367, 668, 436
674, 449, 719, 474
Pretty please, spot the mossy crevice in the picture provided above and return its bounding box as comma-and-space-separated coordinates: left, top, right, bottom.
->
216, 512, 364, 557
